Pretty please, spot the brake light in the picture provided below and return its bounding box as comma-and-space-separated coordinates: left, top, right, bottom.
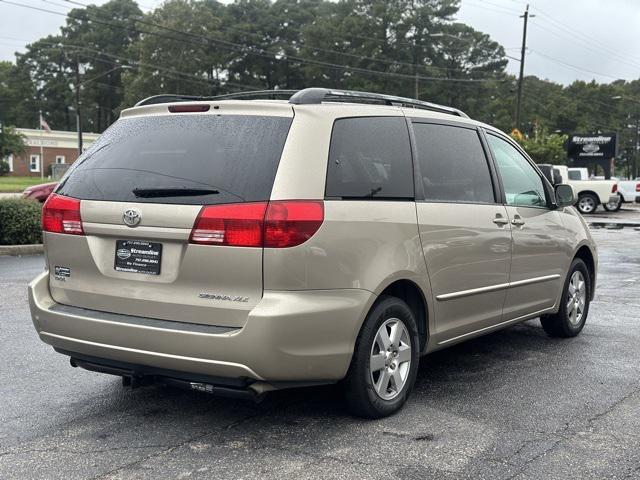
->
636, 183, 640, 192
42, 194, 84, 235
189, 200, 324, 248
612, 184, 618, 193
264, 201, 324, 248
168, 104, 210, 113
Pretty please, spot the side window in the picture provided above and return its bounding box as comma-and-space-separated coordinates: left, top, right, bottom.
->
413, 123, 495, 204
487, 134, 547, 208
326, 117, 414, 199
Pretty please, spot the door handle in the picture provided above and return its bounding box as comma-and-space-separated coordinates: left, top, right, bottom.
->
493, 214, 509, 226
511, 215, 525, 226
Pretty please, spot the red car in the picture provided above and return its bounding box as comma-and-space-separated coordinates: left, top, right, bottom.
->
22, 182, 57, 203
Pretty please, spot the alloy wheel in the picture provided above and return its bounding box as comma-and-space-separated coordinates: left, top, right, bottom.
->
578, 196, 596, 213
369, 318, 412, 400
566, 271, 587, 326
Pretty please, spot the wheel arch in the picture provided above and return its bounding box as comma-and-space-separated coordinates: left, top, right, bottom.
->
577, 189, 602, 203
574, 244, 596, 301
377, 279, 429, 352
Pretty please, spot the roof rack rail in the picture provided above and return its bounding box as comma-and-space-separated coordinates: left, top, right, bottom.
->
135, 94, 212, 107
135, 90, 298, 107
135, 88, 469, 119
289, 88, 469, 118
209, 89, 298, 100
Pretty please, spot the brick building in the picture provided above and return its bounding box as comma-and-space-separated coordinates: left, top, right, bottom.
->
3, 128, 100, 177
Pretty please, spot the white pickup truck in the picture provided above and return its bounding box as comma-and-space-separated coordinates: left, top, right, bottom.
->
545, 166, 619, 214
592, 174, 640, 207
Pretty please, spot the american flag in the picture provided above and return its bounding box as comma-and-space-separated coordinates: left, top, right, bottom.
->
39, 114, 52, 133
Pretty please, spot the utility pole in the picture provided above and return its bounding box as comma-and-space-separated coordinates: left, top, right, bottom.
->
515, 4, 534, 131
633, 118, 640, 179
413, 38, 420, 100
75, 53, 83, 156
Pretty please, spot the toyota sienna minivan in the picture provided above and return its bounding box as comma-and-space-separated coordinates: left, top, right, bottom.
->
29, 88, 597, 418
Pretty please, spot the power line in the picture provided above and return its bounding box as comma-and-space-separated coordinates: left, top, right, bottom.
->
532, 7, 640, 63
528, 20, 640, 74
531, 51, 628, 82
63, 0, 506, 76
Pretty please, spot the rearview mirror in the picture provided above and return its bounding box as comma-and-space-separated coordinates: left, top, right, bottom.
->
555, 184, 576, 208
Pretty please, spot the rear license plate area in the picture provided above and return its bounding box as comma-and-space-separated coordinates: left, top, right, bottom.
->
114, 240, 162, 275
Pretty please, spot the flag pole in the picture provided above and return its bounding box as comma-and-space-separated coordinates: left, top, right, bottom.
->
38, 110, 44, 180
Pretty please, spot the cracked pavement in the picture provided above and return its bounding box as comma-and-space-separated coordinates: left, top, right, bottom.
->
1, 214, 639, 479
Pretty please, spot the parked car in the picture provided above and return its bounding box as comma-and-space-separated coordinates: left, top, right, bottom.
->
29, 88, 597, 418
541, 165, 619, 214
22, 181, 57, 203
593, 175, 640, 207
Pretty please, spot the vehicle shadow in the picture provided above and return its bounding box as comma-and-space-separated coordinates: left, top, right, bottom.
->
112, 318, 563, 423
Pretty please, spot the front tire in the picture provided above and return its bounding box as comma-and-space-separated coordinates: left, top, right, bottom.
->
576, 193, 599, 214
344, 296, 420, 418
540, 258, 591, 337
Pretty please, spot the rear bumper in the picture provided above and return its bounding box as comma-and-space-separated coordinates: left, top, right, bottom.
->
29, 271, 374, 384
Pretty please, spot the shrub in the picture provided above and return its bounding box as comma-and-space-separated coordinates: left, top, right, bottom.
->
0, 198, 42, 245
0, 160, 10, 177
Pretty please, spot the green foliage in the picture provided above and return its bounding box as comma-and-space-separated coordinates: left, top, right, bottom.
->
0, 198, 42, 245
0, 160, 9, 177
513, 129, 568, 165
0, 125, 27, 159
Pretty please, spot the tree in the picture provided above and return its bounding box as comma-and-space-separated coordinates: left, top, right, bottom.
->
62, 0, 143, 130
0, 125, 27, 175
122, 0, 227, 106
512, 128, 568, 165
0, 61, 37, 128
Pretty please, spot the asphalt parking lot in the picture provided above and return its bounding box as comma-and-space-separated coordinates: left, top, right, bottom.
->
1, 207, 639, 480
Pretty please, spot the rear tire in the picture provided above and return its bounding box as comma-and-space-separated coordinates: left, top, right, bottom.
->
576, 193, 599, 214
603, 195, 622, 212
344, 295, 420, 418
540, 258, 591, 338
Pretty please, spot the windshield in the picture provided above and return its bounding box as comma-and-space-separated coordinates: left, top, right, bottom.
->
57, 114, 293, 205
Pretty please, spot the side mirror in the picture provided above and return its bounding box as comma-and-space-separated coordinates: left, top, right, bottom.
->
555, 184, 576, 208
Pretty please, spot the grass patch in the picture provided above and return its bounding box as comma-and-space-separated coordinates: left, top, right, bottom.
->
0, 177, 52, 192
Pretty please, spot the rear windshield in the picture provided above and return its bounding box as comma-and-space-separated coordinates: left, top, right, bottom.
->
56, 114, 293, 205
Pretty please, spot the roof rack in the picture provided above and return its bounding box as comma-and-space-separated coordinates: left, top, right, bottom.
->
135, 94, 211, 107
135, 88, 469, 118
135, 90, 297, 107
289, 88, 469, 118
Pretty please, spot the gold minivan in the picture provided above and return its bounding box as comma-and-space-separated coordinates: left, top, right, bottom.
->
29, 88, 597, 418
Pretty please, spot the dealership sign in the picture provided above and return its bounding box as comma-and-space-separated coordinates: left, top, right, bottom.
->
567, 133, 618, 160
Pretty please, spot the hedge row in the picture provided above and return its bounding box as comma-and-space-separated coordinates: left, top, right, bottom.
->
0, 198, 42, 245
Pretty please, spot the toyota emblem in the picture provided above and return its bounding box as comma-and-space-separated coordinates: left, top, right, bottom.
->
123, 208, 142, 227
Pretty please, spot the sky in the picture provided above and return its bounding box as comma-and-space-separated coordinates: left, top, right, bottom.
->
0, 0, 639, 85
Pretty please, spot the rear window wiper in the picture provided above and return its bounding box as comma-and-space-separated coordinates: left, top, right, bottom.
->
132, 187, 220, 198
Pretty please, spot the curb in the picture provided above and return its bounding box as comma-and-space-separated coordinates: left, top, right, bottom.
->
0, 244, 44, 256
588, 222, 640, 230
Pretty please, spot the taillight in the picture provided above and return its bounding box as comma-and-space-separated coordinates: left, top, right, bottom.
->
636, 183, 640, 192
190, 202, 268, 247
264, 201, 324, 248
612, 184, 618, 193
42, 194, 84, 235
189, 200, 324, 248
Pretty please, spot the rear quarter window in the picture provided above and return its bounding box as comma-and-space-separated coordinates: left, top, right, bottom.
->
325, 117, 414, 199
57, 114, 293, 205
